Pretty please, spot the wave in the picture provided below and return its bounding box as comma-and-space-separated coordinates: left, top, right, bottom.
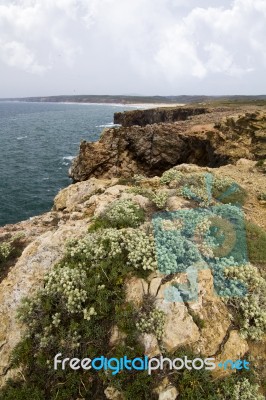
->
62, 156, 75, 161
96, 122, 121, 128
16, 136, 28, 140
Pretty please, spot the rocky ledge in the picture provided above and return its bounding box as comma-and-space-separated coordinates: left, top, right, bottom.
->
114, 106, 208, 127
70, 106, 266, 182
0, 104, 265, 400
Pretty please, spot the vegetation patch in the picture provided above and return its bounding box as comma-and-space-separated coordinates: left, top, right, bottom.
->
246, 222, 266, 266
88, 199, 145, 231
0, 232, 26, 281
224, 264, 266, 340
0, 169, 265, 399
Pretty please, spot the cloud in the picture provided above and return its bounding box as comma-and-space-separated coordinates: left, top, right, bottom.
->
0, 40, 48, 74
0, 0, 265, 95
0, 0, 90, 73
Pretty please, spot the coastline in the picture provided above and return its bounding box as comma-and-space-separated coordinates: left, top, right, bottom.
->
0, 100, 186, 108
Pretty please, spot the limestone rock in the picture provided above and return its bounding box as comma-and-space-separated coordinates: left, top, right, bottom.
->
155, 288, 200, 352
120, 193, 152, 211
190, 269, 231, 355
0, 221, 88, 386
109, 325, 127, 347
85, 184, 133, 217
104, 386, 124, 400
154, 377, 170, 395
124, 277, 148, 308
139, 333, 161, 357
114, 107, 207, 127
53, 178, 110, 211
149, 277, 162, 297
158, 386, 179, 400
69, 109, 266, 182
213, 330, 249, 378
166, 196, 191, 211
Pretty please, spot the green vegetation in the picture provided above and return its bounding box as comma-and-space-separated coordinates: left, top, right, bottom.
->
256, 159, 265, 168
0, 170, 265, 399
164, 348, 263, 400
160, 169, 247, 207
0, 232, 25, 281
107, 368, 155, 400
128, 186, 169, 209
255, 160, 266, 174
88, 199, 145, 231
257, 192, 266, 201
225, 264, 266, 340
160, 169, 183, 185
212, 176, 247, 206
136, 307, 165, 340
188, 309, 205, 330
246, 221, 266, 266
0, 211, 158, 399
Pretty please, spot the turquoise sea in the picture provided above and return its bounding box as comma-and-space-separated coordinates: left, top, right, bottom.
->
0, 101, 134, 226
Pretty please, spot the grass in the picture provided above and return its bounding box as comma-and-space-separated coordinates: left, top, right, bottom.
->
246, 222, 266, 267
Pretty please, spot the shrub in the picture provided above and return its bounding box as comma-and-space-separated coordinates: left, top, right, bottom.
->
0, 241, 13, 261
255, 159, 265, 168
136, 307, 165, 340
0, 224, 159, 399
89, 199, 145, 230
149, 191, 169, 209
0, 381, 45, 400
257, 192, 266, 201
177, 173, 212, 207
229, 378, 264, 400
245, 222, 266, 265
212, 176, 247, 206
224, 264, 266, 340
160, 169, 183, 185
169, 349, 261, 400
0, 232, 26, 280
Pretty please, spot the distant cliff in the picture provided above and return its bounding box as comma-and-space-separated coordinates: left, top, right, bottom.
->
114, 106, 208, 127
69, 106, 266, 182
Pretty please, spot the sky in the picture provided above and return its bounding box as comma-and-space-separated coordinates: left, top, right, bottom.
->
0, 0, 265, 97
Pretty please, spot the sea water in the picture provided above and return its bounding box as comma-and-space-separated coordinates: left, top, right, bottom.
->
0, 101, 133, 226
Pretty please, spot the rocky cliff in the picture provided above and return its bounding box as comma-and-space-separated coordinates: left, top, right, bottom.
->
0, 105, 266, 400
70, 107, 266, 182
114, 107, 208, 127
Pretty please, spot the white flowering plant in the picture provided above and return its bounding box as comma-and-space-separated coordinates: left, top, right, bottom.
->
224, 264, 266, 340
136, 307, 165, 340
89, 199, 145, 230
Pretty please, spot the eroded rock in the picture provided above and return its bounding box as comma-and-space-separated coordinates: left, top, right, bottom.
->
125, 277, 148, 308
0, 221, 88, 386
213, 330, 249, 378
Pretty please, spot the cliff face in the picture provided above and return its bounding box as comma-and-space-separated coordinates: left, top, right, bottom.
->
69, 124, 228, 182
69, 107, 266, 182
114, 106, 208, 127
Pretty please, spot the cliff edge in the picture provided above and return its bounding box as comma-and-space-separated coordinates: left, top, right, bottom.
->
0, 105, 265, 400
69, 106, 266, 182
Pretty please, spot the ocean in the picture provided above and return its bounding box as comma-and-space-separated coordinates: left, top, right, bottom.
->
0, 101, 135, 227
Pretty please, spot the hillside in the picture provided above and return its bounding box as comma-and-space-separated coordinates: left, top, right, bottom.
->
0, 104, 265, 400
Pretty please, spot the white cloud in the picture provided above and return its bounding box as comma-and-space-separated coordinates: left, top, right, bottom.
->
154, 26, 207, 80
0, 0, 265, 95
0, 40, 48, 74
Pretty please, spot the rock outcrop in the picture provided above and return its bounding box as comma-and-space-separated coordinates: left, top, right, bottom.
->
0, 104, 266, 399
114, 106, 208, 127
69, 107, 266, 182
